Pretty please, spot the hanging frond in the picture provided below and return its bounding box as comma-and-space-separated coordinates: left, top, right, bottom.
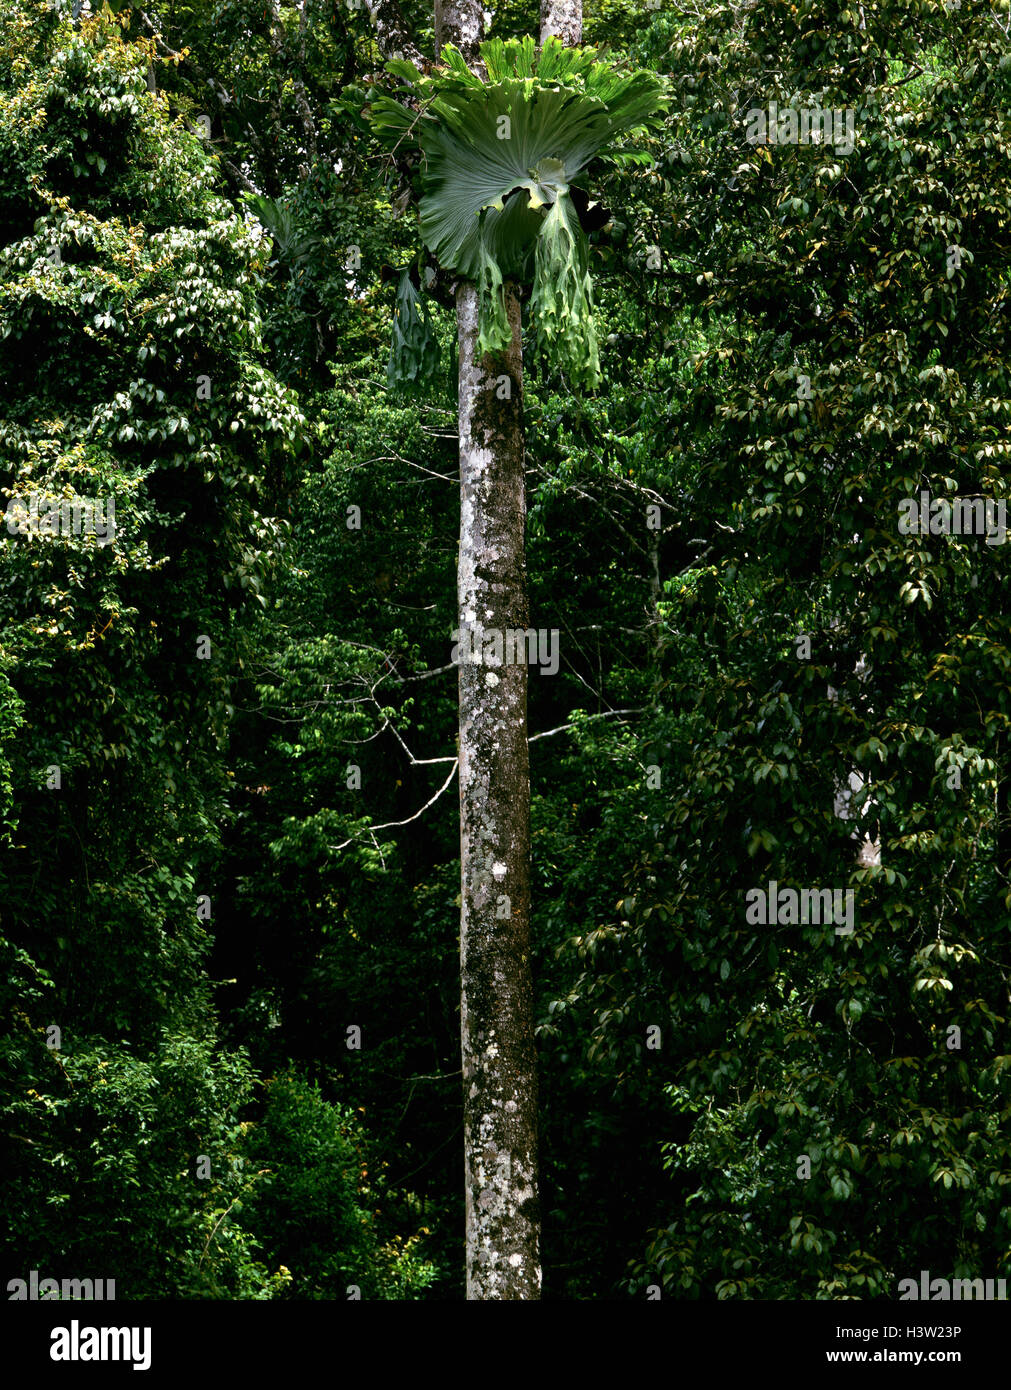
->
386, 269, 441, 390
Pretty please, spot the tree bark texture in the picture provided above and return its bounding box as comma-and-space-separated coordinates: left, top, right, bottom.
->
456, 283, 540, 1299
437, 0, 542, 1299
540, 0, 582, 45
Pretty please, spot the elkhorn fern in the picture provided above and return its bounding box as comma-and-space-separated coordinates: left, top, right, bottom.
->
372, 37, 667, 390
387, 269, 441, 389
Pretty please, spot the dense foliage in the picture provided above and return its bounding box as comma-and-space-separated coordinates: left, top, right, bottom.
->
2, 0, 1009, 1300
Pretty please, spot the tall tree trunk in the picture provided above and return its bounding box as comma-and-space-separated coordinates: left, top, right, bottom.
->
456, 280, 539, 1300
374, 0, 586, 1300
541, 0, 582, 44
436, 0, 541, 1299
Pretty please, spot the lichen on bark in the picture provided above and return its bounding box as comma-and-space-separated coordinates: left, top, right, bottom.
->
456, 280, 540, 1299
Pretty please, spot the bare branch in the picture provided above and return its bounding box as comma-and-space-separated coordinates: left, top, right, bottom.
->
529, 708, 644, 743
330, 760, 459, 850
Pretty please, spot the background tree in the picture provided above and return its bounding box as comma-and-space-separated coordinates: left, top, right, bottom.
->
0, 3, 434, 1298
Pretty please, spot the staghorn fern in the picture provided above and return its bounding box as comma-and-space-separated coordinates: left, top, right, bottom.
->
387, 268, 441, 390
530, 193, 597, 384
371, 36, 667, 389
